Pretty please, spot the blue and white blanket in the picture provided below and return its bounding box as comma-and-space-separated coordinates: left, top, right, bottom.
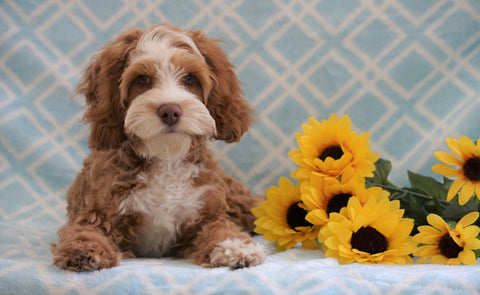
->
1, 0, 480, 294
3, 222, 480, 294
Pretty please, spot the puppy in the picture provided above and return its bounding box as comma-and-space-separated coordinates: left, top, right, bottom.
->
51, 24, 266, 271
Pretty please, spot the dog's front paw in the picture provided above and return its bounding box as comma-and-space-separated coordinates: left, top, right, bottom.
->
207, 238, 266, 268
52, 239, 120, 272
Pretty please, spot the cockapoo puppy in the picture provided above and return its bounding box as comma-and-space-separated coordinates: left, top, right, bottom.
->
51, 23, 266, 271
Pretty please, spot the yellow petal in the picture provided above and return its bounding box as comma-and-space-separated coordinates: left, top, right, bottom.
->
465, 236, 480, 249
459, 181, 475, 205
305, 210, 328, 226
291, 167, 310, 179
414, 232, 442, 244
417, 225, 442, 234
337, 115, 351, 133
459, 136, 476, 158
288, 149, 303, 166
324, 236, 339, 250
278, 176, 295, 191
446, 257, 461, 265
414, 244, 435, 254
429, 254, 448, 264
459, 250, 476, 265
324, 249, 339, 259
389, 220, 414, 244
447, 177, 466, 201
329, 223, 351, 243
277, 235, 295, 246
301, 239, 319, 250
434, 151, 463, 167
318, 227, 330, 243
338, 244, 353, 257
367, 150, 380, 162
391, 239, 417, 255
465, 224, 480, 237
457, 212, 479, 228
302, 145, 320, 160
373, 218, 398, 238
308, 116, 321, 127
427, 214, 449, 232
446, 137, 464, 159
431, 164, 461, 178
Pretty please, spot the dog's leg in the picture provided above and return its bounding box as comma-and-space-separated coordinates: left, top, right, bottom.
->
183, 217, 266, 268
51, 224, 121, 272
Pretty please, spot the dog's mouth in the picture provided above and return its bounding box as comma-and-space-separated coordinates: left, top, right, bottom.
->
124, 92, 217, 151
128, 131, 194, 160
163, 126, 176, 134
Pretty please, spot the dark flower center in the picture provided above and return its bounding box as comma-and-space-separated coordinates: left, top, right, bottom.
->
463, 156, 480, 181
326, 193, 352, 215
318, 145, 344, 161
351, 226, 388, 255
286, 202, 313, 231
438, 233, 463, 259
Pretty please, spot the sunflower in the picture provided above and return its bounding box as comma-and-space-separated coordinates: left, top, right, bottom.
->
251, 177, 320, 251
318, 196, 416, 264
432, 136, 480, 205
288, 114, 379, 181
413, 212, 480, 265
302, 171, 389, 226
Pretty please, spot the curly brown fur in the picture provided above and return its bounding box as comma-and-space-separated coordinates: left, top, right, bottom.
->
79, 29, 143, 150
52, 24, 265, 272
188, 30, 254, 143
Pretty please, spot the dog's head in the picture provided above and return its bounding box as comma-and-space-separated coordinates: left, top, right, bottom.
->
78, 24, 253, 159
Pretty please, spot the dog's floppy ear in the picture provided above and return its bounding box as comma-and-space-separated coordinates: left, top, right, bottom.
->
77, 29, 142, 150
189, 31, 253, 143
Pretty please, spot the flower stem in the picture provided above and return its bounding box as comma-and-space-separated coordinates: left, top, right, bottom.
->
367, 182, 450, 205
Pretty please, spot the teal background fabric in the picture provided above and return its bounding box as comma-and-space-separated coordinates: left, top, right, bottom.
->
1, 0, 479, 228
0, 0, 480, 293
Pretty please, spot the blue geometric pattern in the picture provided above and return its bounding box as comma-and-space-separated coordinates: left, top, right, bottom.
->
1, 0, 479, 293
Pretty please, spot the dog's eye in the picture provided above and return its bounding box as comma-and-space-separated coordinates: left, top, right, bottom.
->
135, 75, 151, 85
183, 73, 196, 86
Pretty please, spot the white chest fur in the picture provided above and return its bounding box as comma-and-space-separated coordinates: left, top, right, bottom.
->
119, 158, 211, 257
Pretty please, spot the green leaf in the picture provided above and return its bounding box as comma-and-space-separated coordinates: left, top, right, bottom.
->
366, 158, 393, 187
399, 194, 428, 233
407, 171, 449, 200
442, 177, 454, 194
441, 196, 480, 221
365, 158, 458, 230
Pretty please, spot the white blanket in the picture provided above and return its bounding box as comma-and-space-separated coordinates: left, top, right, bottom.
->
2, 222, 480, 294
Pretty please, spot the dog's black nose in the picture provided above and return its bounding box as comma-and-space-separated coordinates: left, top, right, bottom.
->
157, 103, 183, 127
